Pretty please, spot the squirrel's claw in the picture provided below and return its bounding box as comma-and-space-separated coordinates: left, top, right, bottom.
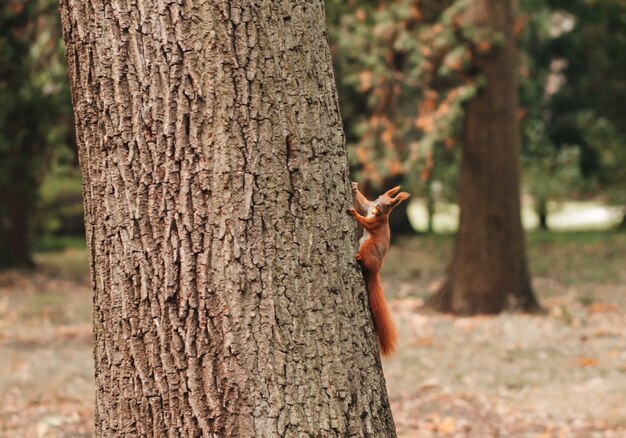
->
347, 208, 357, 216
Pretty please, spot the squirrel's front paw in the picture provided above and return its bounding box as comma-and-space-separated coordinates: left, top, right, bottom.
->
346, 208, 356, 216
355, 253, 362, 261
351, 182, 359, 193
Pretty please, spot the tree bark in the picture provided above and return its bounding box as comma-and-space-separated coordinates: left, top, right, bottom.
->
59, 0, 396, 436
428, 0, 540, 314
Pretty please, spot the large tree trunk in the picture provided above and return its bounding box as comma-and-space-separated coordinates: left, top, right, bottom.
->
59, 0, 396, 436
428, 0, 540, 314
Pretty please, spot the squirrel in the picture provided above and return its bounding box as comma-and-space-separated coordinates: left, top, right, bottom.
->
347, 182, 410, 357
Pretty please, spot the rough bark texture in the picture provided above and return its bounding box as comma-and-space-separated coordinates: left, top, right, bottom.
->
428, 0, 540, 314
59, 0, 396, 436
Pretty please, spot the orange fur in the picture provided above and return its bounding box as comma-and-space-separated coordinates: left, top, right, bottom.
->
364, 269, 397, 356
348, 183, 410, 357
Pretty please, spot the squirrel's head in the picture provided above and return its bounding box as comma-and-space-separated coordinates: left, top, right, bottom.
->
371, 186, 411, 216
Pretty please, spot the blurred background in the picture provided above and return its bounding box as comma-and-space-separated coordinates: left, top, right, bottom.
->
1, 0, 625, 436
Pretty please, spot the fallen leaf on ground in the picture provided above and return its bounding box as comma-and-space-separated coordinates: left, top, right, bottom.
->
576, 357, 598, 367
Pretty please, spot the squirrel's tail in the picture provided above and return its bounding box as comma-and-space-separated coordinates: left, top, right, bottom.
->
366, 272, 397, 357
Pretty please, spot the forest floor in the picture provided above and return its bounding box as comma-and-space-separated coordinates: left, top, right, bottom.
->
0, 231, 625, 437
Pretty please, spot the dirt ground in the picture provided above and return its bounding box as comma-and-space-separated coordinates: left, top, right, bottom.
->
0, 271, 94, 437
1, 233, 625, 437
388, 283, 626, 437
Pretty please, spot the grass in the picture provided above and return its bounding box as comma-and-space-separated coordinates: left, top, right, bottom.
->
527, 230, 626, 285
33, 249, 89, 282
33, 235, 86, 253
32, 236, 89, 282
384, 234, 452, 282
383, 229, 626, 300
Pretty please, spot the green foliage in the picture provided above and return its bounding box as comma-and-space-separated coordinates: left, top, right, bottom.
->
327, 0, 481, 191
0, 0, 71, 188
0, 0, 74, 264
524, 145, 584, 225
545, 0, 626, 209
327, 0, 624, 230
577, 112, 626, 205
514, 0, 587, 227
325, 0, 626, 227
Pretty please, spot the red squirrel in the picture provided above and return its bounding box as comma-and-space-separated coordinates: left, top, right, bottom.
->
347, 182, 410, 357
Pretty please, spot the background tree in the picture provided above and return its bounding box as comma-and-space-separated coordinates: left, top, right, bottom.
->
0, 0, 72, 268
327, 0, 543, 313
59, 0, 397, 435
428, 0, 540, 314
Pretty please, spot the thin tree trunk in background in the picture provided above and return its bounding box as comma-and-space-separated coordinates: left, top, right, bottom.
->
425, 180, 435, 234
537, 197, 548, 231
428, 0, 540, 314
0, 191, 34, 268
59, 0, 396, 436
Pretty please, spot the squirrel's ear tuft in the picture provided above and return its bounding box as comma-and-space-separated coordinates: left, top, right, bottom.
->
391, 192, 410, 207
384, 186, 401, 197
